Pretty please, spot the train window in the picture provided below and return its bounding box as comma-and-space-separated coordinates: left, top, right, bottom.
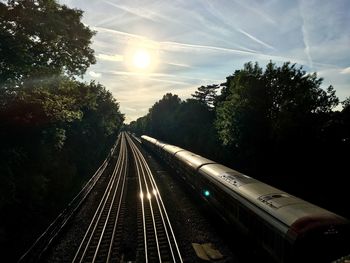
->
273, 234, 285, 260
262, 224, 275, 249
238, 206, 255, 232
229, 200, 239, 218
209, 182, 239, 219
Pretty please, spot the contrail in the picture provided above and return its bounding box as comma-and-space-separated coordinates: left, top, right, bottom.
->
298, 0, 313, 68
237, 28, 275, 50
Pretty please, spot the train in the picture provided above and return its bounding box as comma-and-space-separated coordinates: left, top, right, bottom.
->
140, 135, 350, 263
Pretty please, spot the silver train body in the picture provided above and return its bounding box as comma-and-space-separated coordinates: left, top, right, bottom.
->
141, 135, 349, 262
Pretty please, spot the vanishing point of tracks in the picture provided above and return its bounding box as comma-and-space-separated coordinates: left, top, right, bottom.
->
72, 132, 182, 263
127, 134, 182, 263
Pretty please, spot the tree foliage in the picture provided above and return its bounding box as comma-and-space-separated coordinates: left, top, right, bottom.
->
129, 94, 226, 162
215, 62, 339, 147
0, 0, 95, 86
0, 79, 124, 261
0, 1, 123, 260
191, 84, 219, 109
147, 93, 181, 140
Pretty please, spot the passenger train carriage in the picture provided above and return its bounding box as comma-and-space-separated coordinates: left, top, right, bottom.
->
141, 135, 350, 262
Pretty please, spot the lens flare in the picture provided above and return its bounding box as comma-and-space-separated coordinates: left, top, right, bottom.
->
133, 49, 151, 69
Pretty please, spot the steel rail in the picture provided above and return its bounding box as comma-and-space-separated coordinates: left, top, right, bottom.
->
18, 135, 121, 263
91, 138, 127, 263
106, 135, 128, 263
135, 143, 183, 263
72, 133, 128, 263
126, 133, 183, 263
133, 141, 180, 263
126, 134, 149, 263
127, 136, 162, 262
130, 136, 182, 262
72, 136, 124, 262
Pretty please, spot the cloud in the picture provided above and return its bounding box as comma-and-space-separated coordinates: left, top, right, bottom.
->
340, 67, 350, 75
298, 0, 314, 69
236, 28, 275, 50
160, 40, 257, 56
97, 53, 124, 62
105, 70, 220, 84
64, 0, 349, 122
92, 26, 309, 66
102, 0, 162, 23
164, 62, 192, 68
92, 26, 146, 40
88, 71, 102, 78
232, 0, 277, 25
124, 107, 137, 112
92, 26, 307, 66
102, 0, 185, 29
92, 26, 257, 56
301, 22, 313, 69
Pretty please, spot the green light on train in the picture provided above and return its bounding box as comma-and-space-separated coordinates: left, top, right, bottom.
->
203, 190, 210, 197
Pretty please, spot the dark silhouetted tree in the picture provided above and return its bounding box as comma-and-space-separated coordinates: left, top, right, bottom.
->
215, 61, 340, 180
192, 84, 220, 109
0, 1, 123, 260
0, 0, 95, 87
216, 62, 338, 146
148, 93, 181, 140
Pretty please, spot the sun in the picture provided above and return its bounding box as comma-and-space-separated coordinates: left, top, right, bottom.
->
132, 49, 151, 69
125, 45, 158, 73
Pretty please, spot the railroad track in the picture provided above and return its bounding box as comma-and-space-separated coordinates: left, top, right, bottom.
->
72, 133, 128, 263
18, 136, 121, 263
20, 132, 182, 263
126, 133, 183, 263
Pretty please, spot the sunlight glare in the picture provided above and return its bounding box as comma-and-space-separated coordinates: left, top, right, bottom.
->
133, 49, 151, 69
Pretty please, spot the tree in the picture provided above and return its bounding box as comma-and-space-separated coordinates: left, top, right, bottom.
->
342, 97, 350, 111
0, 76, 124, 260
0, 0, 95, 87
129, 115, 150, 136
340, 97, 350, 147
215, 61, 339, 176
0, 1, 123, 260
191, 84, 220, 108
171, 99, 222, 159
148, 93, 181, 140
216, 62, 339, 147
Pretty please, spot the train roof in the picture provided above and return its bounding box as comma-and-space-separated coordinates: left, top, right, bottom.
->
155, 140, 166, 148
175, 150, 216, 170
141, 135, 157, 144
199, 164, 347, 233
142, 135, 349, 235
163, 144, 185, 155
141, 135, 167, 148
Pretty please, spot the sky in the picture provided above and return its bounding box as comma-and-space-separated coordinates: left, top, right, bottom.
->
58, 0, 350, 123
